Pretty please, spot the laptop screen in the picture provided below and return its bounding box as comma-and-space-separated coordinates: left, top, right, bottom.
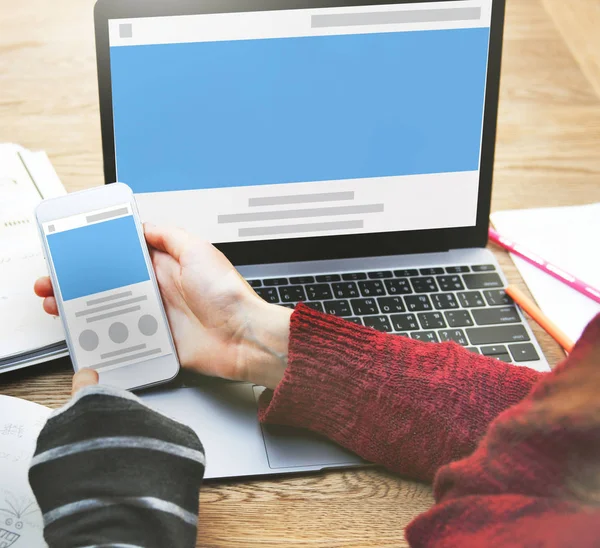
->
107, 1, 492, 244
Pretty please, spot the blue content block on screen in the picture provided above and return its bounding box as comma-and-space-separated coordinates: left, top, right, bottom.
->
47, 215, 150, 301
110, 27, 490, 192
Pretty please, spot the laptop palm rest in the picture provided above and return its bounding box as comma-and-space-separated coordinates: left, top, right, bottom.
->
140, 380, 362, 480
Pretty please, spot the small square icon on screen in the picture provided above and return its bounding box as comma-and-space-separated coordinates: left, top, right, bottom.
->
119, 23, 133, 39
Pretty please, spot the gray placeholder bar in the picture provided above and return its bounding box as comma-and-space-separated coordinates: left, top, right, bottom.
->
239, 220, 364, 238
87, 291, 133, 306
77, 296, 147, 317
101, 344, 147, 360
219, 204, 383, 224
249, 191, 355, 207
87, 306, 141, 323
312, 7, 481, 28
86, 207, 129, 224
94, 348, 162, 370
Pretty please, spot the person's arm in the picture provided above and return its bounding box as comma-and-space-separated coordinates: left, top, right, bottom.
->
405, 314, 600, 546
258, 303, 543, 482
29, 378, 205, 548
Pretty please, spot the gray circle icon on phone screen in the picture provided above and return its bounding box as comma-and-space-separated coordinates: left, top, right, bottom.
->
138, 314, 158, 336
79, 329, 99, 351
109, 322, 129, 344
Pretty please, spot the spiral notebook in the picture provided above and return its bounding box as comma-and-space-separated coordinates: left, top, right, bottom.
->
0, 145, 68, 373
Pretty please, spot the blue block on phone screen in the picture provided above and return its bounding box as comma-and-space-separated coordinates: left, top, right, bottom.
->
47, 215, 150, 301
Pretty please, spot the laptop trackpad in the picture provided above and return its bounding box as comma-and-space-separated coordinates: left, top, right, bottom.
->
252, 386, 363, 470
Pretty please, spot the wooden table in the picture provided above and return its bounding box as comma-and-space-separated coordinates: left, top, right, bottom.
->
2, 0, 599, 545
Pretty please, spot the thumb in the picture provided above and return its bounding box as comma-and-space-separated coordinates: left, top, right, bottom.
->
72, 368, 99, 396
144, 223, 191, 263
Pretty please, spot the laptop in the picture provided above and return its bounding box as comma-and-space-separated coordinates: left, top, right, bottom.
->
94, 0, 550, 479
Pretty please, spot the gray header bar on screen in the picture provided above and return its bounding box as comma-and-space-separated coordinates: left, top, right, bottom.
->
249, 191, 355, 207
239, 220, 364, 238
311, 7, 482, 28
86, 207, 129, 224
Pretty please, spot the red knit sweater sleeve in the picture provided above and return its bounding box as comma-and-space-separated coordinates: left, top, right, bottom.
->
258, 305, 600, 546
258, 303, 542, 481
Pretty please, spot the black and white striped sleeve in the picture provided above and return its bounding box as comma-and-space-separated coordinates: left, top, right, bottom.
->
29, 385, 205, 548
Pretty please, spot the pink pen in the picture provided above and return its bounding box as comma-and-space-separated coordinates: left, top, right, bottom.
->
489, 227, 600, 305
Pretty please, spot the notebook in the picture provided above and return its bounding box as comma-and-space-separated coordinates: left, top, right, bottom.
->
0, 395, 51, 548
491, 203, 600, 344
0, 145, 68, 373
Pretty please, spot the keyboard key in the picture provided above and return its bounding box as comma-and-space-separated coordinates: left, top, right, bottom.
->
306, 284, 333, 301
263, 278, 289, 286
346, 317, 363, 326
411, 331, 440, 343
342, 272, 367, 281
436, 275, 465, 291
492, 354, 512, 363
509, 343, 540, 362
446, 266, 470, 274
358, 280, 386, 297
395, 269, 419, 277
418, 312, 446, 330
440, 329, 469, 346
432, 294, 459, 310
390, 313, 419, 331
350, 298, 379, 316
466, 325, 531, 345
377, 296, 405, 314
316, 274, 341, 283
304, 301, 324, 313
324, 300, 352, 317
463, 273, 503, 290
279, 286, 307, 303
411, 277, 439, 293
364, 316, 393, 332
457, 291, 486, 308
419, 268, 444, 276
472, 306, 520, 326
332, 282, 359, 299
289, 276, 315, 284
405, 295, 433, 312
385, 278, 412, 295
445, 310, 474, 328
281, 304, 296, 309
368, 271, 393, 279
480, 345, 509, 356
255, 287, 279, 303
472, 265, 496, 272
466, 347, 481, 354
484, 289, 513, 307
395, 332, 410, 338
248, 279, 262, 288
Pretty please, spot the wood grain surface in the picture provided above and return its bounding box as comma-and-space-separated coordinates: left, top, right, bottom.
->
1, 0, 599, 546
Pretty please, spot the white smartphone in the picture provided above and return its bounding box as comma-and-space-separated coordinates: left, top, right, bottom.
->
35, 183, 179, 391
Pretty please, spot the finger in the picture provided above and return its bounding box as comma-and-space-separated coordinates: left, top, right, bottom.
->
72, 368, 99, 395
34, 276, 55, 298
43, 297, 59, 316
144, 223, 192, 262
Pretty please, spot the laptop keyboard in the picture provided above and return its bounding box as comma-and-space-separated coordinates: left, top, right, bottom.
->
248, 264, 542, 365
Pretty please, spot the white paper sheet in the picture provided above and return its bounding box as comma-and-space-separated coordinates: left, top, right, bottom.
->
492, 203, 600, 344
0, 145, 67, 364
0, 396, 51, 548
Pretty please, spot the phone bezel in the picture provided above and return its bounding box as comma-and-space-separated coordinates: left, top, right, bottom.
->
35, 183, 180, 391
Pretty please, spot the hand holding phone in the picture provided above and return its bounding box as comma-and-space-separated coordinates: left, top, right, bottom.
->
36, 183, 179, 390
36, 185, 292, 391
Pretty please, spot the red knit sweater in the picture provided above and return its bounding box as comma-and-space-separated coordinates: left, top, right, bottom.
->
259, 304, 600, 547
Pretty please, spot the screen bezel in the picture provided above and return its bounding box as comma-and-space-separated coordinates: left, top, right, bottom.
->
35, 183, 180, 390
94, 0, 505, 266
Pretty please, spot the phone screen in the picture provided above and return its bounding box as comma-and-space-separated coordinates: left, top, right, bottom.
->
42, 204, 174, 373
